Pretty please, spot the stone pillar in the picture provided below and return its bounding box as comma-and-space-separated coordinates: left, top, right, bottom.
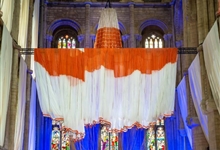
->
135, 34, 142, 48
199, 45, 220, 149
129, 3, 135, 48
11, 0, 21, 42
207, 0, 216, 30
121, 34, 129, 48
77, 34, 84, 48
196, 0, 208, 45
163, 34, 172, 48
85, 3, 91, 48
46, 35, 53, 48
3, 42, 21, 150
90, 34, 96, 48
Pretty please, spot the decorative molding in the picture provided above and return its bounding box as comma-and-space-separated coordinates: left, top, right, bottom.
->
139, 19, 169, 34
47, 19, 82, 35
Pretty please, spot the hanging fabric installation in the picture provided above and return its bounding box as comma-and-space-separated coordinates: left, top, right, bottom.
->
34, 47, 177, 140
177, 77, 192, 149
94, 8, 122, 48
14, 57, 27, 150
203, 21, 220, 115
28, 79, 37, 150
0, 25, 13, 146
188, 54, 209, 142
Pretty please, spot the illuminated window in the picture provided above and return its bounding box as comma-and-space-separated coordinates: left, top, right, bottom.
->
51, 120, 70, 150
145, 35, 163, 48
58, 35, 76, 49
101, 125, 118, 150
147, 119, 166, 150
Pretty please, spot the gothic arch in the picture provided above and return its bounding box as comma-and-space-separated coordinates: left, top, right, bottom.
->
47, 18, 82, 35
139, 19, 168, 35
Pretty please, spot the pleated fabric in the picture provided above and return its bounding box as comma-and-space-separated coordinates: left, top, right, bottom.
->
34, 48, 177, 140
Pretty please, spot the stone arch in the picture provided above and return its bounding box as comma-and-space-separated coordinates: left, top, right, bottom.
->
139, 19, 168, 35
47, 18, 82, 35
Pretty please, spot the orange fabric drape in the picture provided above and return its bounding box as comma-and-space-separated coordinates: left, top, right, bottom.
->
34, 48, 177, 81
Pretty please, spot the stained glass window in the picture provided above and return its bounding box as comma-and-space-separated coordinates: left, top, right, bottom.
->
51, 120, 70, 150
147, 119, 166, 150
101, 125, 119, 150
145, 35, 163, 48
58, 35, 76, 48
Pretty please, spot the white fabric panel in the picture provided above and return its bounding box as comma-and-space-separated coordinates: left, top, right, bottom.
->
18, 0, 30, 48
28, 79, 36, 150
35, 61, 176, 139
31, 0, 40, 79
188, 54, 209, 142
203, 21, 220, 114
0, 0, 15, 32
177, 77, 192, 148
0, 25, 13, 146
14, 58, 27, 150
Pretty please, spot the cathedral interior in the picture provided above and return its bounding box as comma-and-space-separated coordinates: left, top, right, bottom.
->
0, 0, 220, 150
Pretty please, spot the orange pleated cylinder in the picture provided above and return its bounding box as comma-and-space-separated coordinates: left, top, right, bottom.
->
94, 27, 122, 48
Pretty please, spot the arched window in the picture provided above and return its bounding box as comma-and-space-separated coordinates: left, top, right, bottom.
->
51, 120, 70, 150
101, 125, 119, 150
146, 119, 166, 150
145, 34, 163, 48
58, 35, 76, 48
141, 25, 164, 48
52, 26, 78, 48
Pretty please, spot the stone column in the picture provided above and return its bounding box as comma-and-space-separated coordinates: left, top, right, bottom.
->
85, 3, 91, 48
196, 0, 208, 45
121, 34, 129, 48
163, 34, 172, 48
129, 3, 135, 48
135, 34, 142, 48
46, 35, 53, 48
77, 34, 84, 48
3, 42, 21, 150
11, 0, 21, 42
199, 45, 220, 149
90, 34, 96, 48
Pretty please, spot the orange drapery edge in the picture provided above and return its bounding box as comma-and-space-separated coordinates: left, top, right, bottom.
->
34, 48, 177, 80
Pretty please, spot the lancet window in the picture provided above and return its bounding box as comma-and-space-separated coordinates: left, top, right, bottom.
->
58, 35, 76, 49
101, 125, 119, 150
145, 34, 163, 48
147, 119, 166, 150
51, 120, 70, 150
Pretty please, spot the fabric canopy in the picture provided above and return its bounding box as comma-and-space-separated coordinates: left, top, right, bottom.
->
177, 77, 192, 149
203, 21, 220, 114
188, 54, 209, 142
0, 25, 13, 146
35, 48, 177, 140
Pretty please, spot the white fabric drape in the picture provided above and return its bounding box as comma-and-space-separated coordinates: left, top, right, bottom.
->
203, 21, 220, 114
177, 77, 192, 148
35, 48, 177, 140
31, 0, 40, 78
14, 58, 27, 150
0, 0, 15, 32
0, 25, 13, 146
188, 54, 209, 142
18, 0, 30, 48
28, 79, 36, 150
